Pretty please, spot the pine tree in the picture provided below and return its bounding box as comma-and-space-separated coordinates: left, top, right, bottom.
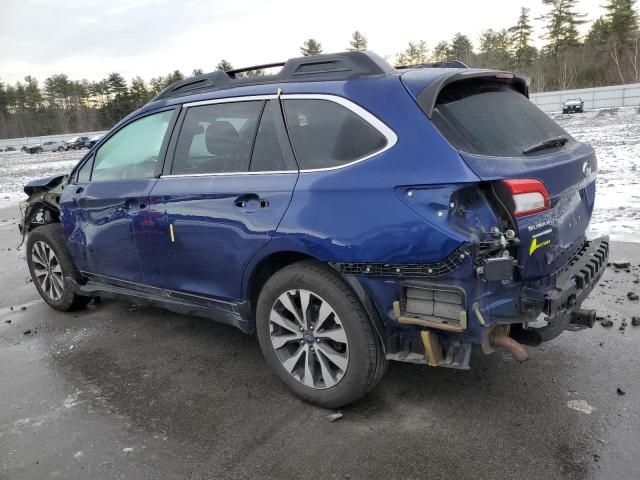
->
300, 39, 323, 56
603, 0, 639, 43
164, 70, 184, 88
130, 76, 150, 108
23, 76, 43, 111
107, 73, 128, 98
217, 59, 233, 71
149, 77, 166, 95
348, 31, 368, 51
431, 41, 450, 61
509, 7, 537, 67
540, 0, 587, 58
479, 29, 513, 70
587, 17, 611, 47
449, 33, 474, 65
396, 41, 429, 65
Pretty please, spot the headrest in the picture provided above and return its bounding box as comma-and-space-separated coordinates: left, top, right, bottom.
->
205, 121, 239, 155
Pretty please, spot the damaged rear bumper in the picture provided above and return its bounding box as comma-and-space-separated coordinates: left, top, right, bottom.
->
513, 236, 609, 345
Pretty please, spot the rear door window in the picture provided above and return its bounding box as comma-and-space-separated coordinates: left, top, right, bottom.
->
171, 101, 263, 175
432, 81, 571, 157
283, 99, 387, 170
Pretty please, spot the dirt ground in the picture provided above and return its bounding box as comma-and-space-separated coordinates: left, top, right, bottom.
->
0, 205, 639, 480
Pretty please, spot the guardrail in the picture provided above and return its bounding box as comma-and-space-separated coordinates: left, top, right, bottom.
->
0, 131, 106, 150
530, 83, 640, 113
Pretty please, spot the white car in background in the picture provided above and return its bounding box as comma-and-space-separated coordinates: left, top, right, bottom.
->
41, 140, 66, 152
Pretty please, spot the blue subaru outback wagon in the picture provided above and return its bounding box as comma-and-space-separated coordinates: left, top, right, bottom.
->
20, 51, 608, 407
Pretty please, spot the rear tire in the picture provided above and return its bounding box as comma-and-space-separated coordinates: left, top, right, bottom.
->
26, 224, 90, 312
256, 260, 386, 408
57, 146, 64, 152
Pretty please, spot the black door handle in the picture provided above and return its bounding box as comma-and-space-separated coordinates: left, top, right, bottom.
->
234, 194, 268, 209
74, 186, 84, 195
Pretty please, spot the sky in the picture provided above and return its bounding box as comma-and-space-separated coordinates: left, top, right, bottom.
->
1, 0, 606, 85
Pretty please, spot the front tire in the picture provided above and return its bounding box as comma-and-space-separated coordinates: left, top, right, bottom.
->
256, 260, 386, 408
26, 224, 90, 311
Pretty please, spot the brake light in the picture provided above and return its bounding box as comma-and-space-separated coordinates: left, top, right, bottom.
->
501, 179, 551, 218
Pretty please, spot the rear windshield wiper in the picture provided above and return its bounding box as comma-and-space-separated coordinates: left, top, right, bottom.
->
522, 136, 569, 155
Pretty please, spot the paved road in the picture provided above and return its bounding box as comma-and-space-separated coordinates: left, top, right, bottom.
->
1, 205, 639, 480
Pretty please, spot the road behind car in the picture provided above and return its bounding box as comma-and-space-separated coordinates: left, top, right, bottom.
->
0, 204, 639, 480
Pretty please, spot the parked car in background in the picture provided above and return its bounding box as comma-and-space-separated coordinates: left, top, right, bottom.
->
64, 136, 90, 150
562, 98, 584, 114
24, 144, 43, 154
42, 140, 66, 152
5, 146, 16, 151
19, 51, 607, 407
85, 134, 104, 149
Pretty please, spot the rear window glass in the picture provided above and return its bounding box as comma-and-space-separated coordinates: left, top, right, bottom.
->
283, 99, 387, 170
432, 81, 571, 157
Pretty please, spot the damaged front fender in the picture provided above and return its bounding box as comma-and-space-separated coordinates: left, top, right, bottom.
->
19, 174, 67, 245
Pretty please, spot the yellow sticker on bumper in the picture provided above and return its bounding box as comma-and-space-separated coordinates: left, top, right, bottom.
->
529, 237, 551, 255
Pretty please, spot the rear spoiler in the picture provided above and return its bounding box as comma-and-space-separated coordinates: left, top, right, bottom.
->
416, 70, 530, 119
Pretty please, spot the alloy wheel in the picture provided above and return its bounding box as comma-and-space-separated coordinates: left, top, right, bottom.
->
31, 240, 64, 301
269, 289, 349, 389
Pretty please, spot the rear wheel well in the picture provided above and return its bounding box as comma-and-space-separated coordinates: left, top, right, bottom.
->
249, 252, 315, 315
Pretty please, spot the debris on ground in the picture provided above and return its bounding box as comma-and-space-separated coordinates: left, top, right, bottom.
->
4, 319, 10, 324
600, 319, 614, 327
23, 329, 32, 335
627, 292, 639, 300
127, 305, 137, 312
122, 447, 134, 453
20, 306, 26, 310
617, 388, 626, 395
327, 413, 343, 422
612, 262, 631, 268
631, 317, 640, 326
567, 399, 595, 414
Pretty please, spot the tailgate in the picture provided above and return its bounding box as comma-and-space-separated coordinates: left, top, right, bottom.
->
400, 68, 599, 280
461, 144, 597, 279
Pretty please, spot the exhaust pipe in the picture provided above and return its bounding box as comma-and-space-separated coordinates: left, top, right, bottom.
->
490, 334, 529, 363
571, 308, 596, 328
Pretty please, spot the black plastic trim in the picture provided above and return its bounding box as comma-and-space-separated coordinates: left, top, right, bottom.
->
332, 245, 471, 278
415, 71, 530, 119
152, 51, 395, 101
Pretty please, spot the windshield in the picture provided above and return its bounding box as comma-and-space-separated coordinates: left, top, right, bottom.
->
432, 80, 571, 157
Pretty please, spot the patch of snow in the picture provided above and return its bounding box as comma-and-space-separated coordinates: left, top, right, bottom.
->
553, 107, 640, 242
63, 390, 82, 409
0, 149, 85, 208
567, 399, 595, 414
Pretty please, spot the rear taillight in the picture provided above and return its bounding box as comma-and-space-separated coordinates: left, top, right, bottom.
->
501, 179, 551, 218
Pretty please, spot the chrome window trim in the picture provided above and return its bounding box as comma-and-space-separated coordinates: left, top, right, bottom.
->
182, 94, 277, 108
161, 93, 398, 178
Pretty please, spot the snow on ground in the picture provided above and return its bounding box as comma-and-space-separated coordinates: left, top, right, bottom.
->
0, 149, 84, 205
0, 106, 639, 241
551, 107, 640, 242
